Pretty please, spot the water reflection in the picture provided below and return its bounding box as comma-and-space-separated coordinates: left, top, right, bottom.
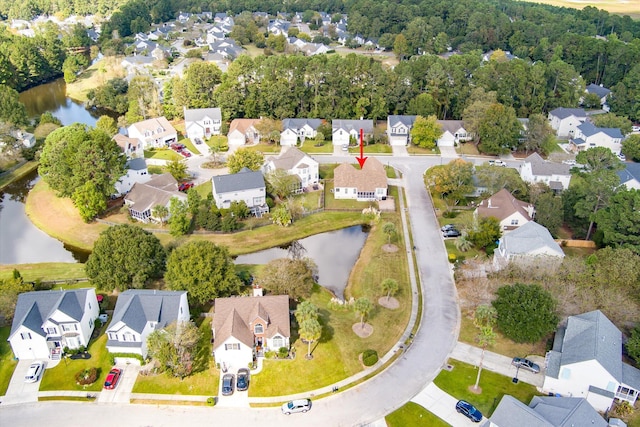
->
235, 225, 369, 299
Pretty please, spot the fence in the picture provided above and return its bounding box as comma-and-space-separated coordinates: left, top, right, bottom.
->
555, 239, 596, 248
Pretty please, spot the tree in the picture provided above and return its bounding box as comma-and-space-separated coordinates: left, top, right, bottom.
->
254, 118, 281, 144
595, 189, 640, 255
380, 278, 399, 302
271, 204, 293, 227
165, 241, 241, 305
410, 115, 441, 149
382, 222, 397, 244
462, 88, 498, 143
255, 258, 316, 300
299, 318, 322, 359
468, 216, 502, 250
622, 134, 640, 162
626, 325, 640, 364
266, 169, 298, 200
147, 321, 200, 379
226, 149, 264, 174
471, 305, 498, 392
425, 159, 474, 211
166, 160, 188, 182
492, 283, 559, 343
576, 146, 623, 174
95, 115, 118, 136
72, 181, 108, 222
0, 276, 33, 322
295, 300, 319, 324
151, 204, 169, 226
86, 224, 166, 292
478, 103, 521, 155
354, 297, 373, 329
0, 84, 29, 127
393, 34, 409, 60
582, 92, 602, 109
591, 113, 632, 135
534, 192, 563, 237
472, 325, 497, 391
182, 62, 222, 110
168, 197, 190, 237
475, 166, 528, 198
522, 113, 555, 154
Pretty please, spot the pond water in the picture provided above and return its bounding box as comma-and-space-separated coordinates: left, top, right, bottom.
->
235, 225, 369, 299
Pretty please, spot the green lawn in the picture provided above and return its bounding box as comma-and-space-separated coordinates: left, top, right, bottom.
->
206, 135, 229, 152
319, 165, 335, 179
299, 142, 334, 154
241, 143, 281, 154
407, 145, 439, 155
295, 189, 322, 211
0, 263, 86, 282
434, 359, 539, 416
144, 148, 182, 161
0, 327, 17, 396
323, 180, 378, 210
0, 161, 38, 191
386, 402, 450, 427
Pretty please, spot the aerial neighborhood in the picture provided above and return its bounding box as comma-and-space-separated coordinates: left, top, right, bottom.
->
1, 0, 640, 426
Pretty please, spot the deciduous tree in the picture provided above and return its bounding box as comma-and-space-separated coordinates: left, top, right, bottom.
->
168, 197, 190, 237
0, 84, 28, 127
622, 134, 640, 162
166, 160, 188, 182
591, 113, 632, 135
410, 115, 441, 149
226, 149, 264, 174
468, 216, 502, 250
0, 276, 33, 322
72, 181, 107, 222
594, 189, 640, 254
255, 258, 316, 301
425, 159, 475, 211
534, 192, 563, 237
147, 321, 201, 379
478, 103, 521, 155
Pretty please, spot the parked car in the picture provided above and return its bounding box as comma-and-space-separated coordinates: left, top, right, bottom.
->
443, 229, 461, 238
170, 143, 185, 151
179, 149, 192, 157
222, 373, 234, 396
488, 160, 507, 167
456, 400, 483, 422
342, 144, 349, 151
103, 368, 122, 390
281, 398, 312, 415
618, 153, 626, 161
441, 224, 456, 232
24, 361, 44, 383
236, 368, 250, 391
194, 138, 203, 145
178, 182, 194, 192
511, 357, 541, 373
562, 159, 576, 166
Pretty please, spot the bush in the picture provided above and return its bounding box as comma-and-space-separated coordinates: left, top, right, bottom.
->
362, 349, 378, 366
75, 367, 98, 385
278, 347, 289, 358
443, 210, 458, 218
448, 253, 457, 263
207, 397, 216, 406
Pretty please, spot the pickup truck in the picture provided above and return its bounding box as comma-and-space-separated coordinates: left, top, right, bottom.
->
488, 160, 507, 167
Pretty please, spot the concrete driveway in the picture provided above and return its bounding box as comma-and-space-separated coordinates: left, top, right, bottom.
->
412, 383, 486, 426
1, 360, 46, 405
97, 364, 140, 404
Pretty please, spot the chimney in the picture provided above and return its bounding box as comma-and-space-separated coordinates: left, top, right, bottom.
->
253, 284, 263, 297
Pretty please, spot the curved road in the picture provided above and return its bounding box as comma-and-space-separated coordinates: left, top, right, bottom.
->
0, 155, 463, 427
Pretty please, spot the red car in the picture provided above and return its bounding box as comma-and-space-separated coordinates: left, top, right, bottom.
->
180, 150, 192, 157
103, 368, 122, 390
178, 182, 194, 192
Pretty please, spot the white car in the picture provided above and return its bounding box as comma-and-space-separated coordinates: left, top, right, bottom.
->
281, 398, 312, 414
488, 160, 507, 167
24, 361, 44, 383
562, 159, 576, 166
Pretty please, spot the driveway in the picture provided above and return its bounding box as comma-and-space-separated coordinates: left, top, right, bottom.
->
412, 383, 486, 426
1, 360, 45, 405
97, 364, 140, 404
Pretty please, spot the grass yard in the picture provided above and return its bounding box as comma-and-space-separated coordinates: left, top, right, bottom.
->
241, 143, 281, 154
457, 143, 480, 156
65, 56, 126, 102
194, 180, 212, 198
0, 327, 17, 396
295, 189, 323, 211
299, 142, 334, 154
144, 148, 183, 161
323, 180, 379, 210
0, 161, 38, 191
344, 143, 392, 155
319, 165, 335, 179
386, 402, 450, 427
434, 359, 539, 416
0, 263, 86, 282
206, 135, 229, 151
407, 145, 439, 155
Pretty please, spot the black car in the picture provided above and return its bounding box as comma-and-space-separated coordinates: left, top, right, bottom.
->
221, 373, 234, 396
236, 368, 250, 391
443, 229, 461, 238
512, 357, 541, 373
456, 400, 483, 422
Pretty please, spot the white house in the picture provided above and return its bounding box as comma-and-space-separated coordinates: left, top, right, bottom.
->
113, 134, 143, 159
10, 129, 36, 148
114, 158, 151, 196
332, 119, 374, 146
519, 153, 572, 192
548, 108, 587, 138
184, 107, 222, 141
8, 289, 99, 360
571, 121, 623, 156
106, 290, 189, 358
124, 173, 187, 223
334, 157, 387, 201
127, 117, 178, 149
212, 294, 290, 371
211, 168, 268, 215
475, 188, 535, 232
227, 119, 261, 146
618, 163, 640, 190
436, 120, 472, 147
387, 115, 417, 146
493, 221, 564, 270
280, 118, 323, 146
263, 147, 319, 189
543, 310, 640, 412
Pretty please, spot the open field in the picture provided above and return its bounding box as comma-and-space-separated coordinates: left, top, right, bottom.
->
518, 0, 640, 18
65, 56, 126, 102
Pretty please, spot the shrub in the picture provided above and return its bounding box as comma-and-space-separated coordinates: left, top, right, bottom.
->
362, 349, 378, 366
278, 347, 289, 358
206, 397, 216, 406
448, 253, 457, 263
75, 367, 98, 385
443, 210, 458, 218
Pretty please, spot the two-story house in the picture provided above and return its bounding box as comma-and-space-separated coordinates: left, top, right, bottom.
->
211, 168, 268, 216
280, 118, 323, 146
332, 119, 374, 146
618, 163, 640, 190
436, 120, 472, 147
475, 188, 535, 232
106, 290, 189, 358
548, 108, 587, 138
124, 173, 187, 223
114, 158, 151, 197
227, 119, 261, 147
184, 107, 222, 142
571, 122, 623, 156
212, 294, 290, 371
519, 153, 572, 192
262, 147, 319, 190
334, 157, 388, 201
8, 289, 99, 360
113, 134, 143, 159
387, 115, 417, 146
127, 117, 177, 149
584, 83, 611, 111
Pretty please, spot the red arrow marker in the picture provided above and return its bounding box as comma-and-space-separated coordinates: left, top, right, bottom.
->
356, 128, 368, 168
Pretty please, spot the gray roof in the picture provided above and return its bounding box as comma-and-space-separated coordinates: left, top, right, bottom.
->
588, 385, 615, 398
184, 107, 221, 122
124, 173, 185, 214
500, 221, 564, 257
437, 120, 465, 134
387, 115, 417, 132
489, 395, 552, 427
622, 362, 640, 390
618, 163, 640, 185
577, 121, 623, 139
282, 118, 322, 132
528, 396, 607, 427
107, 290, 187, 334
127, 158, 147, 171
524, 153, 571, 177
10, 289, 91, 338
212, 168, 265, 194
332, 119, 374, 134
269, 147, 312, 171
557, 310, 622, 381
586, 83, 611, 99
549, 107, 586, 120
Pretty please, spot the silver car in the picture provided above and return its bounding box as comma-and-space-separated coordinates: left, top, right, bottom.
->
281, 398, 312, 414
512, 357, 540, 373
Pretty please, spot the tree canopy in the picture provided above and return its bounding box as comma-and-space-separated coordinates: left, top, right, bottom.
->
0, 84, 29, 127
226, 149, 265, 174
255, 258, 316, 301
595, 189, 640, 255
425, 159, 474, 208
147, 321, 201, 379
86, 224, 166, 291
410, 115, 441, 149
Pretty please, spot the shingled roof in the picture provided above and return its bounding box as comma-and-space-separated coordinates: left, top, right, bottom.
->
212, 168, 265, 194
228, 118, 261, 135
549, 107, 586, 120
334, 157, 387, 192
476, 188, 535, 222
523, 153, 571, 176
124, 173, 184, 213
107, 290, 187, 334
499, 221, 564, 258
268, 147, 312, 170
184, 107, 221, 122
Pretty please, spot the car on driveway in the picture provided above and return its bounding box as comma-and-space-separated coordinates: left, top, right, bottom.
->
222, 373, 235, 396
236, 368, 250, 391
24, 361, 44, 383
180, 150, 192, 157
512, 357, 541, 373
441, 224, 456, 232
456, 400, 482, 422
488, 160, 507, 167
178, 182, 194, 192
103, 368, 122, 390
281, 398, 312, 415
443, 229, 461, 238
170, 143, 185, 151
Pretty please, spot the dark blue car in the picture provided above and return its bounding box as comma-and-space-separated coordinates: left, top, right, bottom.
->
456, 400, 483, 422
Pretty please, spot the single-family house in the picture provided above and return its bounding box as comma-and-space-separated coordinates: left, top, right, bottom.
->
280, 118, 323, 146
486, 395, 607, 427
585, 83, 611, 111
114, 158, 151, 197
387, 115, 417, 146
548, 108, 587, 138
493, 221, 564, 270
211, 168, 268, 215
227, 119, 261, 146
475, 188, 535, 232
8, 289, 99, 360
106, 290, 189, 358
184, 107, 222, 142
436, 120, 472, 147
618, 163, 640, 190
267, 19, 290, 36
299, 42, 331, 56
519, 153, 572, 192
334, 157, 387, 201
113, 134, 143, 158
571, 122, 623, 156
120, 55, 155, 73
332, 119, 374, 146
263, 147, 319, 190
10, 129, 36, 148
124, 173, 187, 223
543, 310, 640, 412
127, 117, 177, 149
212, 294, 290, 371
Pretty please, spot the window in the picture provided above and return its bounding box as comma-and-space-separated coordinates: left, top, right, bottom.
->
225, 343, 240, 350
254, 324, 264, 334
21, 332, 32, 340
510, 219, 519, 225
88, 302, 92, 310
46, 327, 57, 335
62, 324, 78, 332
272, 336, 283, 348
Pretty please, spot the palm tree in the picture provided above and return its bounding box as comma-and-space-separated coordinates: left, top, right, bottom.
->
380, 278, 399, 302
473, 325, 497, 391
472, 304, 497, 391
299, 318, 322, 359
382, 222, 396, 244
354, 297, 373, 329
151, 204, 169, 226
295, 301, 318, 324
454, 232, 473, 252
